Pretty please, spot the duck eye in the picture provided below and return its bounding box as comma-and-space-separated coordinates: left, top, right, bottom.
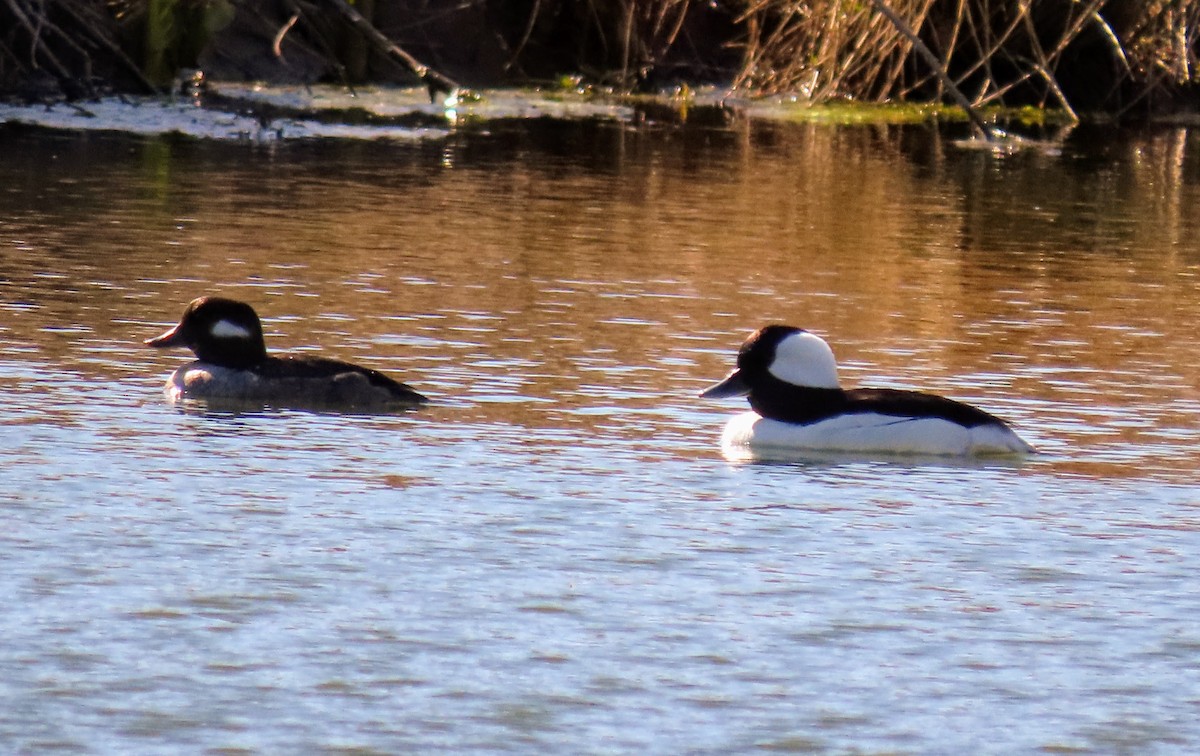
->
210, 319, 252, 339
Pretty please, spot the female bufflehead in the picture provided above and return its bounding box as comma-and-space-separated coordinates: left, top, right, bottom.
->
146, 296, 427, 408
701, 325, 1033, 457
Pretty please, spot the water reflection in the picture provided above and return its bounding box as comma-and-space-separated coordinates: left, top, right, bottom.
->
2, 120, 1198, 480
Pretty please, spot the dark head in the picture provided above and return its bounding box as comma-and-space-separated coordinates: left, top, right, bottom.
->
700, 325, 841, 399
146, 296, 269, 369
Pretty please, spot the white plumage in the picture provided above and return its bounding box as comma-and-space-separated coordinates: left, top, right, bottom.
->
702, 326, 1033, 459
719, 410, 1033, 458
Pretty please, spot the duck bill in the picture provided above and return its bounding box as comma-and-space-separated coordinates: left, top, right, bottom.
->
145, 323, 185, 348
700, 369, 750, 399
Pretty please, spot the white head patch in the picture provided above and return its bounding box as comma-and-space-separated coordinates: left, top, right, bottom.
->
767, 331, 841, 389
210, 319, 253, 340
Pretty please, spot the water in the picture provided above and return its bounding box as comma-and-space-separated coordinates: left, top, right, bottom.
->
1, 116, 1199, 753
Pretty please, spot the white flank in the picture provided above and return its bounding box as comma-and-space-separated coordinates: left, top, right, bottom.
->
210, 319, 253, 339
165, 364, 265, 402
966, 422, 1035, 455
767, 331, 841, 389
720, 411, 1032, 457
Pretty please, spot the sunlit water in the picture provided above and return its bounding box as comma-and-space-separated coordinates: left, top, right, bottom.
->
2, 115, 1199, 753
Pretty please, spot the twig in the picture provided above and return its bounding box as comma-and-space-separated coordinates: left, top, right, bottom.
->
943, 1, 1024, 106
883, 0, 936, 98
318, 0, 459, 101
620, 0, 634, 87
867, 0, 996, 140
502, 0, 540, 73
55, 0, 159, 94
3, 0, 71, 81
1015, 2, 1078, 121
273, 13, 300, 59
286, 0, 351, 91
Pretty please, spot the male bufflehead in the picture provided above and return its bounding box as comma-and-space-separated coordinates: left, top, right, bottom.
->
701, 325, 1033, 457
146, 296, 427, 408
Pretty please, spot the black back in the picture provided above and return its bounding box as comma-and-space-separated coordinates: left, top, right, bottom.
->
252, 355, 426, 403
747, 380, 1004, 428
735, 326, 1006, 429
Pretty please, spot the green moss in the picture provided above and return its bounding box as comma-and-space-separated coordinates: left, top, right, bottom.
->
768, 100, 1073, 127
779, 101, 956, 124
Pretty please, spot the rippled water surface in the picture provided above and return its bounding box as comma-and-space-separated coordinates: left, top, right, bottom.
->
2, 116, 1200, 753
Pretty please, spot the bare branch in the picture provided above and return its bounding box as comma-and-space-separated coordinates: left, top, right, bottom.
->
867, 0, 997, 140
317, 0, 459, 100
274, 13, 301, 59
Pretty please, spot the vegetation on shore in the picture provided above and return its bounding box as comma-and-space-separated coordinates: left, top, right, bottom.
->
1, 0, 1197, 119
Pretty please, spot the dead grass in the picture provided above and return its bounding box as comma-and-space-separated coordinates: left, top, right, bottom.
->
730, 0, 1200, 116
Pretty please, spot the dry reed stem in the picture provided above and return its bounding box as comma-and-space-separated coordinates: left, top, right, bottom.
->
730, 0, 1198, 115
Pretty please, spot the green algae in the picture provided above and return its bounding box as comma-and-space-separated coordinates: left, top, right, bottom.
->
763, 100, 1073, 128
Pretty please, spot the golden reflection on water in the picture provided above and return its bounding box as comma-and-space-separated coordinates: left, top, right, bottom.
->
1, 122, 1198, 479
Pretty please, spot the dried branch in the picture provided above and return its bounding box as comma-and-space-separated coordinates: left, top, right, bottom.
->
502, 0, 541, 73
868, 0, 996, 138
3, 0, 71, 81
273, 13, 301, 59
55, 0, 158, 93
317, 0, 459, 100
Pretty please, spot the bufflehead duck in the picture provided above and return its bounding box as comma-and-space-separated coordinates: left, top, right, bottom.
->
146, 296, 427, 408
701, 325, 1033, 457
